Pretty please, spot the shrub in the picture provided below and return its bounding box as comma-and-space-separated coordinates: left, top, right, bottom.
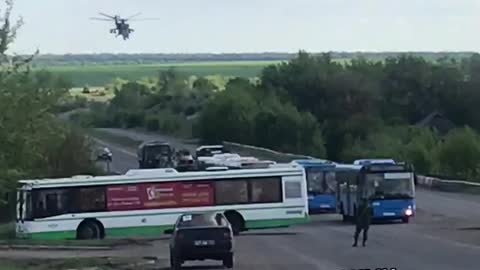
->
145, 116, 160, 131
434, 127, 480, 180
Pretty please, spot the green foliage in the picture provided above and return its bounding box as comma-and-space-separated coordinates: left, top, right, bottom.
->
197, 80, 326, 157
75, 70, 215, 138
40, 61, 276, 87
0, 0, 100, 207
434, 128, 480, 179
74, 49, 480, 181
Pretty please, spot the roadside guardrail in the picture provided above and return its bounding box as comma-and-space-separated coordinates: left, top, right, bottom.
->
416, 175, 480, 193
223, 141, 480, 194
222, 141, 316, 163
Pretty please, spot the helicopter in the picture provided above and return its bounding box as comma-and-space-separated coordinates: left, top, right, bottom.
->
90, 12, 159, 40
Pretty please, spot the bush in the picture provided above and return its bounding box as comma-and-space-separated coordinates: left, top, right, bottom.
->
434, 127, 480, 180
184, 105, 197, 116
160, 114, 181, 134
82, 86, 90, 94
341, 126, 439, 171
145, 116, 160, 131
124, 112, 145, 128
41, 127, 103, 178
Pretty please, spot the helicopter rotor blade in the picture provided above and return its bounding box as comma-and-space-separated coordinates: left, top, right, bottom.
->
98, 12, 116, 19
90, 17, 112, 21
128, 18, 162, 21
126, 12, 142, 20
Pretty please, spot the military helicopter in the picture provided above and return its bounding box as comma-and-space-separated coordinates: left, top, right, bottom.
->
90, 12, 159, 40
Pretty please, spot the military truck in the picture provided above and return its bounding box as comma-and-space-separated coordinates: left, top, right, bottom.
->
137, 141, 175, 169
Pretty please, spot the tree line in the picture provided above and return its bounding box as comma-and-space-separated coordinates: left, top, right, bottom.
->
198, 52, 480, 181
77, 50, 480, 181
29, 52, 476, 67
0, 1, 99, 217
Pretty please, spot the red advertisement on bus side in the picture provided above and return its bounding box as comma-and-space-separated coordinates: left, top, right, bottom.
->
106, 185, 143, 211
106, 182, 214, 211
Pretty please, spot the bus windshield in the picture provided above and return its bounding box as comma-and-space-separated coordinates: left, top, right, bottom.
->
364, 173, 414, 199
306, 168, 336, 194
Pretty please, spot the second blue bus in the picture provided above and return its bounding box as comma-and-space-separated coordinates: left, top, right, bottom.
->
292, 159, 337, 214
335, 162, 416, 223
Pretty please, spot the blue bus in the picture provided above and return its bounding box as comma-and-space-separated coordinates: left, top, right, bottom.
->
292, 159, 337, 214
335, 162, 416, 223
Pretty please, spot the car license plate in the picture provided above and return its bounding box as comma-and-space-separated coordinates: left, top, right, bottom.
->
383, 212, 395, 216
320, 204, 330, 208
194, 240, 215, 246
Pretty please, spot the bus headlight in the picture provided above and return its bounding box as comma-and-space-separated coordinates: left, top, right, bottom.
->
405, 209, 413, 216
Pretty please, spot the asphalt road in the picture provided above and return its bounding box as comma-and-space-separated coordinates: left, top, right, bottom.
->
82, 128, 480, 270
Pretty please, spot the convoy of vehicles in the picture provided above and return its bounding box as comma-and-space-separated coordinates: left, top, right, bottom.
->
291, 159, 337, 214
168, 212, 234, 269
15, 164, 308, 239
15, 135, 417, 244
336, 162, 416, 223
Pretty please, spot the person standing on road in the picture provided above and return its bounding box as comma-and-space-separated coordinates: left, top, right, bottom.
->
353, 198, 372, 247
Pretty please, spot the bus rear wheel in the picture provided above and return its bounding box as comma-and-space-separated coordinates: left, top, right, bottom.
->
225, 211, 244, 236
77, 220, 103, 240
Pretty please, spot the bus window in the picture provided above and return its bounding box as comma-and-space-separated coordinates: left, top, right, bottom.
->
32, 189, 73, 219
285, 181, 302, 199
250, 178, 281, 203
215, 180, 249, 205
365, 173, 414, 199
76, 187, 106, 212
306, 169, 324, 193
324, 171, 336, 194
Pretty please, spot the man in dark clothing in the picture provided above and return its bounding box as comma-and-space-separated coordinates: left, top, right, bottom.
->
353, 198, 372, 247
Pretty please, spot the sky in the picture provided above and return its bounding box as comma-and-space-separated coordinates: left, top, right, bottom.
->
7, 0, 480, 54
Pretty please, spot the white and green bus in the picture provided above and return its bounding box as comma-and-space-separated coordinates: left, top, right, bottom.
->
15, 165, 308, 240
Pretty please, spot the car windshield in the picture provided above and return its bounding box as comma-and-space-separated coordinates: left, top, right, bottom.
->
364, 172, 414, 199
177, 213, 228, 228
306, 168, 336, 194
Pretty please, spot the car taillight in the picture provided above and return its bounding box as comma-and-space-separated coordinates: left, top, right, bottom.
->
223, 232, 232, 239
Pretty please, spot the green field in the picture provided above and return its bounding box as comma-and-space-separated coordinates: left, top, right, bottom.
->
41, 61, 281, 87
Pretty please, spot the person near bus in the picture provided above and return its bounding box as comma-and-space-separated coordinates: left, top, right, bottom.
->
353, 198, 372, 247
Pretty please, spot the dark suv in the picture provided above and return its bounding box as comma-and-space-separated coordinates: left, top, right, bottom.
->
168, 212, 234, 269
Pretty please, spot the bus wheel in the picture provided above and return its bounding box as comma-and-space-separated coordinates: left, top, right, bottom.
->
225, 211, 244, 236
76, 220, 103, 240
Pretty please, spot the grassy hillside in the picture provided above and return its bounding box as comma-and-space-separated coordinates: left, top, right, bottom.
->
41, 61, 280, 87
